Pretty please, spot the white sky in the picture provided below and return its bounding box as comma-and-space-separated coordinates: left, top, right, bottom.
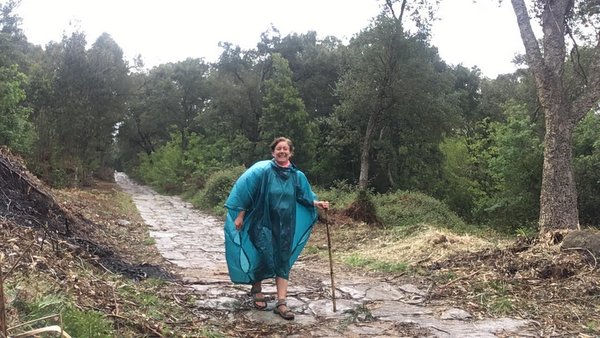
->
15, 0, 524, 78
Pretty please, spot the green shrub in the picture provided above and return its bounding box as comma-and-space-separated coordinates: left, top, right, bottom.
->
193, 166, 246, 213
314, 179, 359, 210
135, 139, 185, 194
373, 190, 467, 231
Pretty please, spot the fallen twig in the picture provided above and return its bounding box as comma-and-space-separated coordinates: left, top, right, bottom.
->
438, 270, 480, 289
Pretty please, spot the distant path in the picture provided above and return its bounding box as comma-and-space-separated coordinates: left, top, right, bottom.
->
115, 172, 537, 337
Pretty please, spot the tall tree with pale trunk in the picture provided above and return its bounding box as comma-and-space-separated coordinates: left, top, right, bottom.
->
510, 0, 600, 236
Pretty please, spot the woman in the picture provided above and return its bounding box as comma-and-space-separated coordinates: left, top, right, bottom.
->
223, 137, 329, 320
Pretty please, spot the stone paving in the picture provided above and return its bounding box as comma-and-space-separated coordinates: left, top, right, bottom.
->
115, 172, 538, 337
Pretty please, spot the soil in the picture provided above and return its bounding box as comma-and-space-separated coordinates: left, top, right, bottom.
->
1, 148, 599, 337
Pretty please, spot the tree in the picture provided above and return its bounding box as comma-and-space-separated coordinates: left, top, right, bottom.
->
0, 64, 31, 153
334, 0, 451, 192
259, 53, 315, 169
86, 33, 130, 179
206, 42, 264, 166
248, 30, 345, 181
510, 0, 600, 235
24, 31, 131, 185
170, 58, 210, 152
269, 31, 343, 120
0, 0, 33, 154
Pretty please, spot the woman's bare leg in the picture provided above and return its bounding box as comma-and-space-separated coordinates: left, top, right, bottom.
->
274, 277, 294, 319
251, 280, 266, 308
275, 277, 288, 301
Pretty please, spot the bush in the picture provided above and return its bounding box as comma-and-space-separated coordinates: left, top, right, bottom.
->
373, 190, 467, 232
313, 179, 359, 210
192, 166, 246, 214
135, 140, 186, 194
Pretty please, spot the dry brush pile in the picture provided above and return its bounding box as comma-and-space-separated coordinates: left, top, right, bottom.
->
0, 148, 203, 337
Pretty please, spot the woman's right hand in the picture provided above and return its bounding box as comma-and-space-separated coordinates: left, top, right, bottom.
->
234, 210, 245, 230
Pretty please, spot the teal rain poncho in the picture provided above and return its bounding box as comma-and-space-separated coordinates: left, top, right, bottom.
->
224, 160, 318, 284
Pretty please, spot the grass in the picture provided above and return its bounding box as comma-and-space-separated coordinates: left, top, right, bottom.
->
143, 237, 156, 245
338, 304, 374, 331
488, 296, 515, 316
6, 275, 114, 337
329, 224, 509, 274
302, 245, 321, 255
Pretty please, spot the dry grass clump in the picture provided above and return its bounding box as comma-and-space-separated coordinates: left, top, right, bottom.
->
310, 216, 511, 268
340, 225, 511, 266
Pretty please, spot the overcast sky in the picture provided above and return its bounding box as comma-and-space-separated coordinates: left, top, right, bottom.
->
15, 0, 525, 78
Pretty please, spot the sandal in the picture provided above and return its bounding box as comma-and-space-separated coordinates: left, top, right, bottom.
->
250, 285, 268, 310
273, 300, 295, 320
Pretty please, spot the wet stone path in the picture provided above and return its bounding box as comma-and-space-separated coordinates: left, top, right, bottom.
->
115, 172, 537, 337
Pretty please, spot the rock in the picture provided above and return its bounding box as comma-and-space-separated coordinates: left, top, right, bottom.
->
562, 229, 600, 256
440, 308, 472, 320
116, 219, 131, 226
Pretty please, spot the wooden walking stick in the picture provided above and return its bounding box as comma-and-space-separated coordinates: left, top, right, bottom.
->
325, 208, 337, 312
0, 263, 7, 338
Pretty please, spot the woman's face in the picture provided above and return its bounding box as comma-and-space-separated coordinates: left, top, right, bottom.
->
272, 141, 292, 164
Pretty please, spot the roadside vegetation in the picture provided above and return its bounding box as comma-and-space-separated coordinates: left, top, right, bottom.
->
2, 150, 599, 336
1, 0, 600, 335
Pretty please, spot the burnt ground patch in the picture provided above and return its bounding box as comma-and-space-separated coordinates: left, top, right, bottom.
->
0, 148, 175, 281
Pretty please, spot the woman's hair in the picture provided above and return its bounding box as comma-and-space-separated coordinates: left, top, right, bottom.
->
270, 137, 294, 153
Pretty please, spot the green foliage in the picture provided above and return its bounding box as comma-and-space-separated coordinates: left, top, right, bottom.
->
116, 279, 169, 320
202, 44, 263, 166
474, 280, 515, 316
199, 329, 226, 338
585, 321, 600, 335
436, 137, 484, 219
192, 165, 246, 214
11, 292, 113, 337
34, 158, 77, 189
372, 190, 467, 231
514, 226, 537, 240
260, 53, 316, 170
0, 64, 33, 153
135, 137, 185, 194
62, 307, 113, 338
184, 132, 247, 179
333, 16, 457, 193
488, 296, 515, 316
474, 104, 543, 230
24, 30, 130, 186
269, 31, 342, 121
438, 102, 543, 232
313, 180, 359, 210
573, 111, 600, 226
134, 130, 253, 199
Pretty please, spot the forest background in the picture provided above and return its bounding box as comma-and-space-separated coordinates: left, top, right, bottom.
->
1, 0, 600, 236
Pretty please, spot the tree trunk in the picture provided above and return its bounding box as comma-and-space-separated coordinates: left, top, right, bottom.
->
358, 112, 378, 190
511, 0, 582, 236
539, 106, 579, 233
